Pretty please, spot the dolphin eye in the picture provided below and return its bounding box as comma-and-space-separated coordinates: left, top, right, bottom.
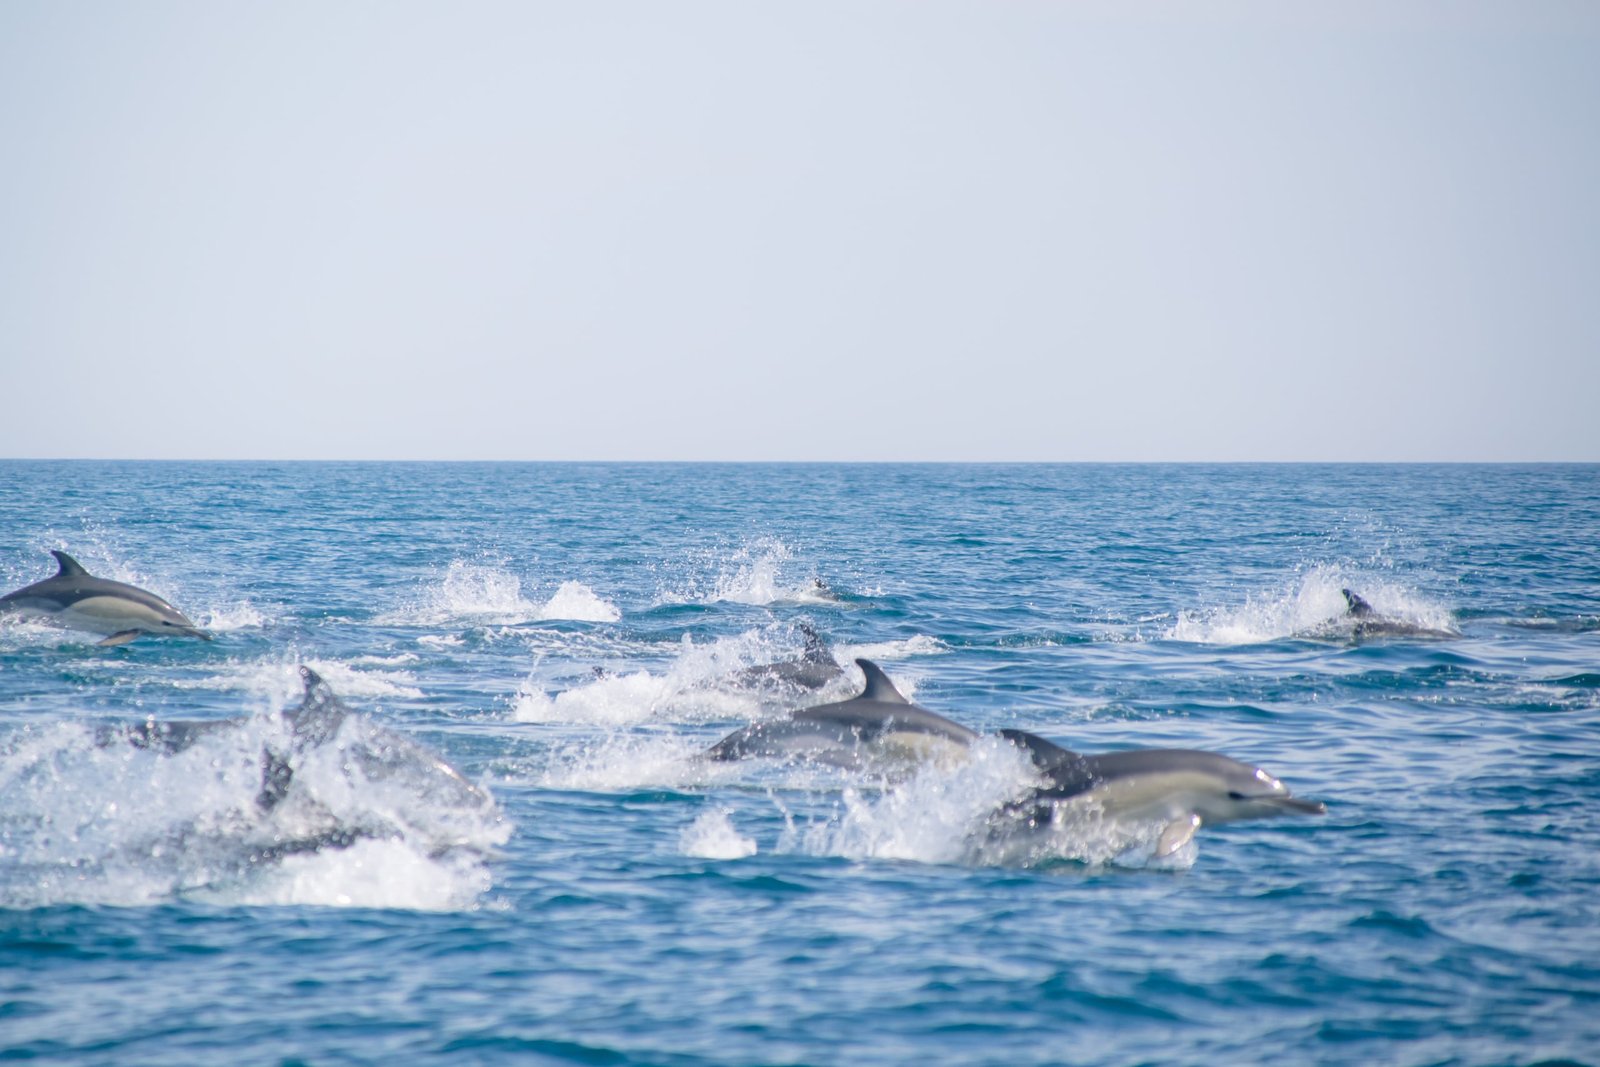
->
1227, 790, 1248, 801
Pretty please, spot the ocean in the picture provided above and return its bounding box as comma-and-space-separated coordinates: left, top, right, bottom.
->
1, 461, 1596, 1065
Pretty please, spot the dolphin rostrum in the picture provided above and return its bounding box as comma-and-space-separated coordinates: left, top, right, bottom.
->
994, 728, 1326, 857
0, 550, 210, 645
705, 658, 979, 767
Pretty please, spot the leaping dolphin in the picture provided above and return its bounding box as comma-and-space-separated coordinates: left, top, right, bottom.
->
1, 550, 211, 645
993, 728, 1325, 858
708, 658, 1325, 858
705, 658, 978, 767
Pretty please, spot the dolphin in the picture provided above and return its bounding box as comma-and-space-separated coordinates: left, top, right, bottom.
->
1330, 587, 1459, 640
993, 728, 1326, 858
99, 667, 491, 821
705, 658, 979, 767
725, 623, 849, 694
0, 550, 210, 645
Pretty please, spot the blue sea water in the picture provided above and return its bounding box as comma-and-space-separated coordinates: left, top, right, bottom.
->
1, 461, 1597, 1066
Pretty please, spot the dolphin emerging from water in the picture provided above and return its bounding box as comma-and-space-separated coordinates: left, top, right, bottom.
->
100, 667, 490, 818
706, 658, 978, 767
992, 728, 1326, 858
1332, 588, 1459, 640
708, 658, 1324, 858
0, 550, 210, 645
724, 623, 850, 695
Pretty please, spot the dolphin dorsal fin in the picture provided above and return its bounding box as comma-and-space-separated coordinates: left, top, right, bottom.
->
855, 658, 910, 704
51, 550, 90, 578
1342, 588, 1374, 617
799, 622, 831, 663
286, 666, 349, 748
998, 728, 1081, 770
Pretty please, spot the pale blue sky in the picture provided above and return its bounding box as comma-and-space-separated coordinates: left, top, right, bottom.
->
2, 2, 1596, 461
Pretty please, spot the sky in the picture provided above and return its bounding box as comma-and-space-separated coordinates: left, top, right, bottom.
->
1, 2, 1596, 462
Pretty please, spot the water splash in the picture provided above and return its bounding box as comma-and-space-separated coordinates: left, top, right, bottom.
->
656, 538, 837, 607
383, 560, 620, 626
0, 711, 506, 910
679, 808, 758, 859
1166, 565, 1455, 644
777, 738, 1196, 870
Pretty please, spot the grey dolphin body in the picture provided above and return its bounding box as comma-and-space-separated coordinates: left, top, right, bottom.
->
101, 667, 489, 818
0, 550, 210, 645
1332, 588, 1458, 640
706, 658, 979, 767
725, 623, 849, 694
994, 728, 1326, 857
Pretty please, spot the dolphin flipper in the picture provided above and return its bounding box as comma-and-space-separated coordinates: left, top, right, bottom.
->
1156, 814, 1201, 857
98, 630, 142, 647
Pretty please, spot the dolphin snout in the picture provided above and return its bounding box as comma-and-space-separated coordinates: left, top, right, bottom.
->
1274, 796, 1327, 815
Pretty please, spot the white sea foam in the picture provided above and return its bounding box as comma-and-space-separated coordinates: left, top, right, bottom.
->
679, 808, 758, 860
776, 738, 1196, 870
1166, 565, 1455, 644
382, 560, 621, 627
172, 659, 424, 701
511, 629, 813, 726
533, 731, 731, 791
0, 710, 506, 911
656, 538, 837, 607
198, 600, 270, 632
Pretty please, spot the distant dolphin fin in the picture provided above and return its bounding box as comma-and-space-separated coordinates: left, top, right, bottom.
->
799, 622, 832, 663
998, 728, 1082, 770
286, 666, 349, 749
98, 630, 141, 647
855, 659, 910, 704
1341, 588, 1375, 617
51, 550, 91, 578
1156, 814, 1201, 857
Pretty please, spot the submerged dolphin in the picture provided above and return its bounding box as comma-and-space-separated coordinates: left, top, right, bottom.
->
0, 550, 210, 645
993, 728, 1326, 858
706, 658, 978, 767
1332, 588, 1459, 640
100, 667, 490, 819
725, 623, 849, 694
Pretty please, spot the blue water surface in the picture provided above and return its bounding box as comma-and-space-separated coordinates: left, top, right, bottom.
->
1, 462, 1597, 1065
